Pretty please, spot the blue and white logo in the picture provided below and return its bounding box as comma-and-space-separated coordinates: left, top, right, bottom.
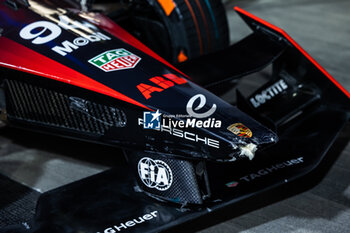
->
143, 110, 161, 130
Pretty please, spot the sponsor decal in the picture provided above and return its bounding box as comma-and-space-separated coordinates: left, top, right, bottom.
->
143, 110, 161, 130
20, 21, 62, 44
250, 79, 289, 108
138, 117, 220, 148
139, 105, 221, 148
142, 112, 221, 130
227, 123, 253, 138
98, 210, 158, 232
162, 116, 221, 129
138, 157, 173, 191
239, 157, 304, 183
225, 181, 239, 188
51, 32, 110, 56
19, 16, 111, 56
139, 92, 221, 148
137, 74, 187, 99
139, 94, 221, 147
186, 94, 217, 118
88, 49, 141, 72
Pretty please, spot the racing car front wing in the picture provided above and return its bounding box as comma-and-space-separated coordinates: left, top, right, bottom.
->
2, 6, 350, 233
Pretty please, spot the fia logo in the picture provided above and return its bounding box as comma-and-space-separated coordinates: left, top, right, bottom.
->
138, 157, 173, 191
143, 110, 161, 130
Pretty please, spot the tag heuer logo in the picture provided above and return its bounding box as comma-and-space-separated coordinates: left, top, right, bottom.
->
88, 49, 141, 72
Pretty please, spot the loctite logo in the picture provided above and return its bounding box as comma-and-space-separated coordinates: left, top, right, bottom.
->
250, 79, 289, 108
137, 74, 187, 99
88, 49, 141, 72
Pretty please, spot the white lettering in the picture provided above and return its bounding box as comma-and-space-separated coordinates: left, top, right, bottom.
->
155, 167, 168, 186
20, 21, 62, 44
101, 211, 158, 232
239, 157, 304, 182
52, 40, 79, 56
250, 79, 289, 108
20, 19, 111, 56
73, 37, 89, 46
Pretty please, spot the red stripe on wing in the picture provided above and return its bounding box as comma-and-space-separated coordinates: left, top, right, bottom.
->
234, 7, 350, 99
0, 37, 152, 110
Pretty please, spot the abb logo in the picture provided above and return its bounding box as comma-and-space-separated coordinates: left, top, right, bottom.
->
137, 74, 187, 99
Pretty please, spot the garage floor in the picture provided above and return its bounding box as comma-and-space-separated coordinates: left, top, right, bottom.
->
0, 0, 349, 232
196, 0, 350, 232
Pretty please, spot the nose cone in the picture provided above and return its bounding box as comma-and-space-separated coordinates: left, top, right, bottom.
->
163, 90, 278, 161
205, 103, 278, 161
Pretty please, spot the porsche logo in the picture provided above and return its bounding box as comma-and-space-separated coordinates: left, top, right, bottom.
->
227, 123, 253, 138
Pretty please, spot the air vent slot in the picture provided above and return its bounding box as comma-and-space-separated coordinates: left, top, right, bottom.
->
5, 79, 126, 135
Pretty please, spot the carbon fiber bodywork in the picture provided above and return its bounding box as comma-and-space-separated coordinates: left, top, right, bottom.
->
0, 0, 349, 232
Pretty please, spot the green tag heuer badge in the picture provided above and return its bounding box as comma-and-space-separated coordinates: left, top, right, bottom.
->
88, 49, 141, 72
